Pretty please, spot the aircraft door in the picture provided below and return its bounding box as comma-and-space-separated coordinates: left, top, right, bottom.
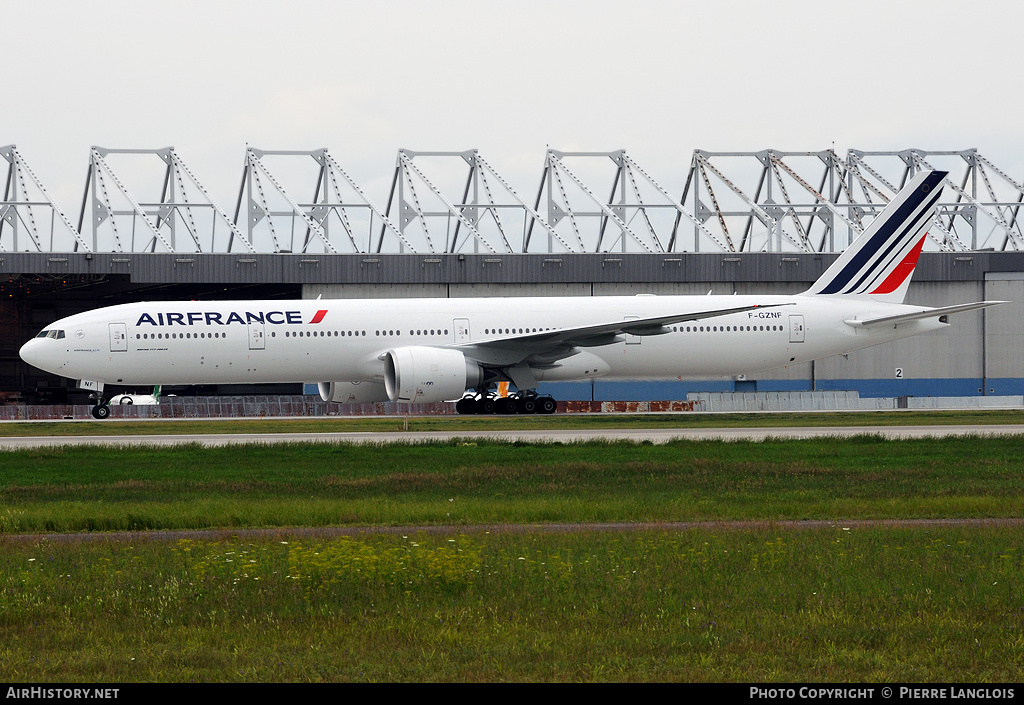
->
789, 314, 805, 343
454, 318, 471, 344
108, 323, 128, 352
248, 321, 266, 350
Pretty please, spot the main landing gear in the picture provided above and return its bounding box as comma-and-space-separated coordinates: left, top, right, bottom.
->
456, 391, 558, 415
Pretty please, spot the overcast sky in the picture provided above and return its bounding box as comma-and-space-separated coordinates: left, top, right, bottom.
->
5, 0, 1023, 217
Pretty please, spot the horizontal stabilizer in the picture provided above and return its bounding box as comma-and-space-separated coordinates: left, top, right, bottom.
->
844, 301, 1006, 328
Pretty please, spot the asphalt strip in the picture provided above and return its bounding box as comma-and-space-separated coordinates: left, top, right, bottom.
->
2, 423, 1024, 448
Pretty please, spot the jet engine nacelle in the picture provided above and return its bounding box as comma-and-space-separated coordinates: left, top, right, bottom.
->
318, 380, 390, 404
383, 346, 483, 403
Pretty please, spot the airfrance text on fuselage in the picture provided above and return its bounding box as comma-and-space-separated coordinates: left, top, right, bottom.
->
135, 310, 327, 327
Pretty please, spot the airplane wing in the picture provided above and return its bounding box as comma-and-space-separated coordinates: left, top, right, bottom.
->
454, 302, 793, 367
844, 301, 1007, 329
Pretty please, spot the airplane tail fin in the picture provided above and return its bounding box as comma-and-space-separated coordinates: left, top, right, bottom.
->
153, 385, 162, 401
803, 170, 947, 303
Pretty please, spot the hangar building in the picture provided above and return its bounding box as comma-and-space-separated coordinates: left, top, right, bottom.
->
3, 146, 1022, 404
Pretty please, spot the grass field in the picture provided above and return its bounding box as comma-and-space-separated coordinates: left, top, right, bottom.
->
2, 435, 1024, 531
3, 526, 1023, 681
2, 429, 1024, 681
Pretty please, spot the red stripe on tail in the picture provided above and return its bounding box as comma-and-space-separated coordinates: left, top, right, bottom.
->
870, 235, 927, 295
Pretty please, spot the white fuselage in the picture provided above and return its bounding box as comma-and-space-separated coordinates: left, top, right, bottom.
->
20, 294, 945, 388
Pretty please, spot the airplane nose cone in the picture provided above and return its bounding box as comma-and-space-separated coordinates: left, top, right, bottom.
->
20, 338, 48, 372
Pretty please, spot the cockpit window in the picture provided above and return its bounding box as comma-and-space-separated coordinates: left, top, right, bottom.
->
35, 329, 65, 339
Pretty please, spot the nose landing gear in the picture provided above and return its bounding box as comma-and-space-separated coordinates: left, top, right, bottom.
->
88, 392, 110, 420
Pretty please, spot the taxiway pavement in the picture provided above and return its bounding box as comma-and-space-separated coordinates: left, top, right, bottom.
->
1, 423, 1023, 448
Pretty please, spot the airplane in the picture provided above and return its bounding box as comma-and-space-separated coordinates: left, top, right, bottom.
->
20, 169, 1005, 419
108, 385, 162, 407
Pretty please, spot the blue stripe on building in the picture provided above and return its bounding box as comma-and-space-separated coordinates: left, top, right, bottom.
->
536, 378, 997, 401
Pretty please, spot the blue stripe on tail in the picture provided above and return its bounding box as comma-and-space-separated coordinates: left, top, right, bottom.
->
815, 171, 946, 295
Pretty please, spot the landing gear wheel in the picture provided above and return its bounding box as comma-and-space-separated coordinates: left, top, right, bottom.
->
91, 404, 110, 420
496, 396, 519, 414
537, 397, 557, 414
476, 397, 496, 415
518, 396, 538, 414
455, 396, 477, 415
